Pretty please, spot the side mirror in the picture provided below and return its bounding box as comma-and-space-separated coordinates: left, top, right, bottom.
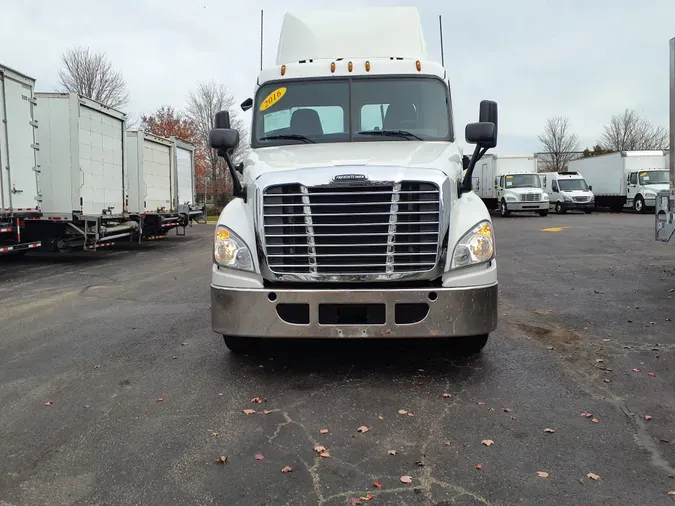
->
462, 155, 470, 170
209, 128, 239, 151
214, 110, 231, 129
479, 100, 498, 148
465, 122, 496, 146
241, 98, 253, 112
589, 185, 593, 191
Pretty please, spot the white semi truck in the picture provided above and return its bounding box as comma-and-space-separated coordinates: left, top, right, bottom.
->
208, 7, 500, 354
569, 151, 668, 213
473, 154, 549, 217
0, 64, 42, 255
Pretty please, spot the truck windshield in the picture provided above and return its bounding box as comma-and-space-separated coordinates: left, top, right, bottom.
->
639, 170, 669, 185
558, 179, 589, 191
252, 77, 451, 147
505, 174, 541, 189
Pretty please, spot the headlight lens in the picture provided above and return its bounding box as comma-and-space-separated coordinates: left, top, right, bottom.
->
214, 226, 253, 271
452, 221, 495, 268
506, 195, 517, 201
645, 191, 656, 198
542, 193, 549, 200
563, 193, 573, 201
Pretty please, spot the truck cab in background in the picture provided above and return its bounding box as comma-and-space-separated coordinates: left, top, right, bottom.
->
540, 171, 595, 214
207, 7, 499, 354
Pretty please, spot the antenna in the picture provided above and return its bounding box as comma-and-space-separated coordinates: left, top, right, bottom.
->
439, 15, 445, 67
260, 9, 264, 71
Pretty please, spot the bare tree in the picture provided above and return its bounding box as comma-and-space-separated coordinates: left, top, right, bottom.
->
598, 109, 668, 151
58, 46, 130, 109
186, 81, 248, 203
537, 116, 581, 172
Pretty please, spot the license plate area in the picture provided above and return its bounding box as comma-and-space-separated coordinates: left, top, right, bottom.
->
319, 303, 385, 325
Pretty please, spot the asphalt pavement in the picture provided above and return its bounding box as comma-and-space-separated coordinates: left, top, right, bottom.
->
0, 212, 673, 505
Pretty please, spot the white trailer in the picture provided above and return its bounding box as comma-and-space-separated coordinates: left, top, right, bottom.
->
473, 154, 549, 216
172, 137, 205, 223
0, 63, 42, 255
568, 151, 668, 213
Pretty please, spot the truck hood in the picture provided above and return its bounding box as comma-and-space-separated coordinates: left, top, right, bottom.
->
504, 187, 545, 195
246, 141, 463, 181
643, 184, 669, 193
561, 190, 594, 197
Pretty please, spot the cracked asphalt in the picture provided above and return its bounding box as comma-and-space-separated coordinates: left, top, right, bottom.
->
0, 213, 674, 505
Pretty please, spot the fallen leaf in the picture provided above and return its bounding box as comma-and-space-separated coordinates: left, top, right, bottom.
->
251, 396, 263, 404
388, 450, 397, 455
357, 426, 369, 433
443, 441, 451, 446
476, 463, 483, 470
181, 341, 188, 346
581, 411, 593, 418
476, 402, 486, 406
400, 476, 413, 484
254, 454, 264, 460
348, 498, 362, 506
263, 410, 272, 415
155, 397, 164, 402
592, 418, 599, 423
595, 359, 604, 363
604, 379, 611, 383
43, 401, 53, 407
398, 409, 408, 415
320, 452, 330, 458
443, 393, 451, 398
211, 432, 218, 437
320, 429, 329, 434
668, 490, 675, 496
584, 327, 589, 331
602, 338, 611, 342
281, 466, 293, 473
503, 408, 512, 413
544, 428, 556, 433
314, 445, 326, 453
377, 416, 384, 421
587, 473, 600, 481
216, 455, 227, 464
649, 372, 656, 377
407, 412, 415, 417
537, 471, 550, 478
373, 482, 382, 489
624, 345, 633, 349
243, 409, 256, 415
632, 368, 641, 373
360, 494, 374, 501
481, 439, 494, 446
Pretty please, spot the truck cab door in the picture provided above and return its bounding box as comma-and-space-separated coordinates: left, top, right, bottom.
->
627, 172, 638, 203
551, 180, 560, 203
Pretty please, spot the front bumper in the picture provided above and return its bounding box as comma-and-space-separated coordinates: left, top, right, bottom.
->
211, 283, 498, 339
507, 201, 548, 211
559, 200, 594, 211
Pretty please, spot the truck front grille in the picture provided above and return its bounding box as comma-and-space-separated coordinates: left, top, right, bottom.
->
262, 182, 441, 276
521, 193, 541, 202
573, 196, 590, 202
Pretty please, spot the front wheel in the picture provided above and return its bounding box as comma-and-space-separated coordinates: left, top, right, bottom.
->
538, 210, 549, 217
555, 202, 566, 214
223, 335, 261, 354
634, 195, 646, 213
500, 200, 511, 217
452, 334, 489, 355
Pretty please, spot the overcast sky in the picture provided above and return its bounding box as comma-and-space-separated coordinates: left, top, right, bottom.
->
1, 0, 673, 154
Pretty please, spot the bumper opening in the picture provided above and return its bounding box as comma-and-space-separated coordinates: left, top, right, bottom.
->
395, 303, 430, 324
319, 303, 385, 325
277, 303, 310, 324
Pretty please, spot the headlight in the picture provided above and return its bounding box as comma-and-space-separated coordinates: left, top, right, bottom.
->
645, 191, 656, 198
214, 226, 254, 271
542, 193, 549, 200
563, 193, 573, 201
452, 221, 495, 269
506, 195, 517, 201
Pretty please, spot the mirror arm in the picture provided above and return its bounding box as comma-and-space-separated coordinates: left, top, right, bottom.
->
458, 145, 489, 196
218, 148, 246, 201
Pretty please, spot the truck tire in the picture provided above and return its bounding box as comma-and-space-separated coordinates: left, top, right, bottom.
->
223, 335, 260, 354
555, 202, 566, 214
633, 195, 646, 213
500, 200, 511, 217
452, 334, 489, 355
538, 210, 549, 217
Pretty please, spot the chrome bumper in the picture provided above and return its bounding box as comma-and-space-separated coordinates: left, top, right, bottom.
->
508, 202, 548, 211
211, 283, 498, 339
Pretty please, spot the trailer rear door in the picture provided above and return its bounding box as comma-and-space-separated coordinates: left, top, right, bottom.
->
175, 145, 194, 205
143, 137, 172, 211
78, 103, 124, 215
0, 67, 39, 212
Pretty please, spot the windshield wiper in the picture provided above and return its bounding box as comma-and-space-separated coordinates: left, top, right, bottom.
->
259, 134, 315, 144
357, 130, 423, 141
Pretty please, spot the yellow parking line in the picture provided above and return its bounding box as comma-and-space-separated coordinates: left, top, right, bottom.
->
540, 226, 569, 232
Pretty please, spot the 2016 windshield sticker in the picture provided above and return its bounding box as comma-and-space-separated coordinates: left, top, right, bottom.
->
505, 175, 513, 179
639, 172, 648, 177
260, 87, 287, 111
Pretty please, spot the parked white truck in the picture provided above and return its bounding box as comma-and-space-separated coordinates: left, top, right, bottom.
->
207, 7, 500, 354
569, 151, 668, 213
0, 64, 42, 255
539, 171, 595, 214
473, 154, 548, 217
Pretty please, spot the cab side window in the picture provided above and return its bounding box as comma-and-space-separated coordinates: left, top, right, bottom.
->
629, 172, 638, 185
552, 181, 559, 192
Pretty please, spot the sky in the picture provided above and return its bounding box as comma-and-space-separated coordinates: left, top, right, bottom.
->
1, 0, 673, 155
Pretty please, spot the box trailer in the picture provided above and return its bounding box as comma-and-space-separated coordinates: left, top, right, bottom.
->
473, 154, 549, 216
172, 137, 206, 223
568, 151, 668, 212
0, 63, 42, 255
